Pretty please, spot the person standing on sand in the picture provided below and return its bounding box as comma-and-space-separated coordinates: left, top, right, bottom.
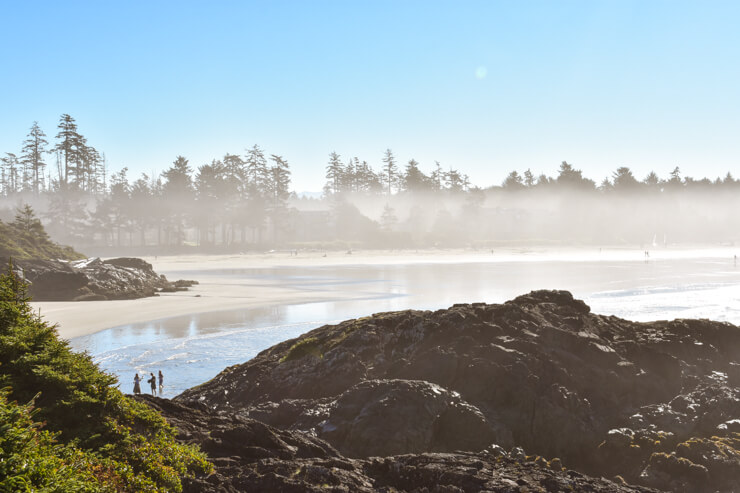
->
158, 370, 164, 390
133, 374, 141, 394
148, 372, 157, 396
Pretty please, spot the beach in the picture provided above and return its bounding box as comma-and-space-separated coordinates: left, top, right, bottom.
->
33, 246, 740, 340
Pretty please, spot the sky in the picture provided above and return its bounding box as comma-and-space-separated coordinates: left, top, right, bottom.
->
2, 0, 740, 191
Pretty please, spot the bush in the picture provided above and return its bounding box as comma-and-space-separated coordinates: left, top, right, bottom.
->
0, 262, 212, 491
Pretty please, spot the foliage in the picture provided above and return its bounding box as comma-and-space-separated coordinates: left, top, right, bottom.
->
0, 205, 84, 260
280, 337, 322, 362
0, 388, 112, 492
5, 115, 740, 251
0, 266, 212, 491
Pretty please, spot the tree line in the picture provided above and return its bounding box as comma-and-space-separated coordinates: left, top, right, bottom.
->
2, 116, 740, 251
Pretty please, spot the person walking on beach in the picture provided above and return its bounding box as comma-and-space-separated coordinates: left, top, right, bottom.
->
133, 374, 141, 395
148, 372, 157, 396
158, 370, 164, 391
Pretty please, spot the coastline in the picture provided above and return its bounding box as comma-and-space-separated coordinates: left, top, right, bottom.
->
32, 246, 739, 340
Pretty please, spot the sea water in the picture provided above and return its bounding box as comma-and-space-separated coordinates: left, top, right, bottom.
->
70, 255, 740, 397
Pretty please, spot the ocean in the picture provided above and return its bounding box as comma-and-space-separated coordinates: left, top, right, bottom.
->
70, 254, 740, 397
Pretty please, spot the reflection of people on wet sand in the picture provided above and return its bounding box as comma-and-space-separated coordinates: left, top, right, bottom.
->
133, 374, 141, 394
148, 373, 157, 396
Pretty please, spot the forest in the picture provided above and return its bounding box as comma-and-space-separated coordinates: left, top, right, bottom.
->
2, 115, 740, 253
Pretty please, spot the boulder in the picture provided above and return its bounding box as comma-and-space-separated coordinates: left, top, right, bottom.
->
176, 290, 740, 492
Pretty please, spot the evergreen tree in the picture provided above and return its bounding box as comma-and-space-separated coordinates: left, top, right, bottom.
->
502, 170, 525, 189
20, 122, 48, 194
382, 148, 397, 195
325, 152, 343, 195
556, 161, 595, 190
129, 173, 153, 245
643, 171, 660, 189
430, 161, 444, 191
11, 204, 47, 240
523, 169, 535, 187
444, 168, 465, 192
244, 144, 269, 192
162, 156, 194, 246
402, 159, 430, 192
268, 154, 291, 208
612, 166, 640, 191
1, 153, 20, 195
54, 114, 85, 189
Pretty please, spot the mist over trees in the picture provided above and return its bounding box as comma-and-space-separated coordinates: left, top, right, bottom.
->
2, 116, 740, 254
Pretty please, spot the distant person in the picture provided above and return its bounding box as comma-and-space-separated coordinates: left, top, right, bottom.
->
158, 370, 164, 390
148, 372, 157, 396
735, 255, 737, 267
133, 374, 141, 395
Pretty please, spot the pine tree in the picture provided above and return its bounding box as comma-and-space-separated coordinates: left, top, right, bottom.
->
382, 148, 397, 195
1, 153, 20, 195
20, 122, 48, 194
523, 169, 535, 187
402, 159, 430, 192
54, 114, 83, 188
325, 152, 343, 195
244, 144, 269, 193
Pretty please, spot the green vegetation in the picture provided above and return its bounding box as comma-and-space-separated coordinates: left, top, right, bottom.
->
0, 204, 83, 260
0, 263, 211, 491
281, 336, 323, 362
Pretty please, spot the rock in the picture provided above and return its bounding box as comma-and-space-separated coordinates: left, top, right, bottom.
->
4, 256, 196, 301
175, 290, 740, 492
137, 395, 659, 493
318, 379, 497, 457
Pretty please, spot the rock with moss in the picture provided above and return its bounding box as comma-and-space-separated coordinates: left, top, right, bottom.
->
177, 289, 740, 492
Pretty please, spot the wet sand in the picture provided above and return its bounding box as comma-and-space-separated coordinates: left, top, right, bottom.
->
32, 246, 740, 339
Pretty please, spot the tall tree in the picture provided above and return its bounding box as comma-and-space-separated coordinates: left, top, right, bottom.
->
325, 152, 343, 195
54, 114, 85, 189
612, 166, 640, 191
430, 161, 444, 191
402, 159, 430, 192
129, 173, 153, 245
502, 170, 525, 190
244, 145, 269, 192
444, 168, 465, 192
382, 148, 397, 195
523, 169, 535, 187
1, 153, 20, 195
268, 154, 291, 208
21, 122, 48, 194
556, 161, 595, 190
162, 156, 194, 245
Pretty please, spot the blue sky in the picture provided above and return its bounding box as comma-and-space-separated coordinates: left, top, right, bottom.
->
2, 0, 740, 191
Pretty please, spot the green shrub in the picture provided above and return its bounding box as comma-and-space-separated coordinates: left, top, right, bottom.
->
0, 263, 212, 491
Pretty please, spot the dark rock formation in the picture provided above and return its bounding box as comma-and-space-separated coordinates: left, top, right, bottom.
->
139, 395, 657, 492
4, 256, 198, 301
176, 290, 740, 492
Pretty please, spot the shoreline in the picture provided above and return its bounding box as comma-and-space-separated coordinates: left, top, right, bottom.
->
32, 246, 740, 340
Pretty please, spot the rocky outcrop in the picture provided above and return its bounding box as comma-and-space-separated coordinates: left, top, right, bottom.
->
5, 256, 197, 301
139, 395, 657, 493
177, 290, 740, 492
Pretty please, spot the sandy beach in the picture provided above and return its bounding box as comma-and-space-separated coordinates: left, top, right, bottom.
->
32, 246, 740, 340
